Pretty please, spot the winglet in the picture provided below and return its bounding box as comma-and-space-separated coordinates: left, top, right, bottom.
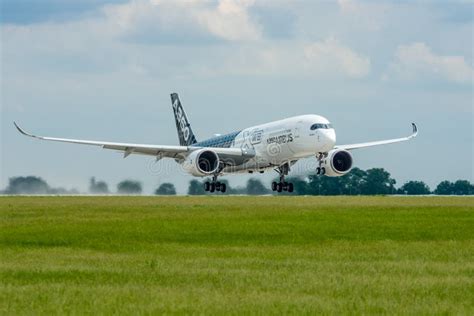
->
13, 122, 31, 137
13, 121, 43, 140
411, 123, 418, 138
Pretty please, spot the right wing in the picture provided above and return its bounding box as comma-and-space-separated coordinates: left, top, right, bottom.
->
335, 123, 418, 151
13, 122, 254, 161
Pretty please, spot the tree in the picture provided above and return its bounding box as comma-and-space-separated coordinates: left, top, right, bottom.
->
155, 183, 177, 195
246, 178, 269, 195
434, 181, 453, 195
284, 177, 309, 195
307, 173, 349, 195
452, 180, 474, 195
188, 179, 206, 195
344, 167, 367, 195
361, 168, 396, 195
398, 181, 431, 195
4, 176, 50, 194
117, 180, 142, 195
89, 177, 109, 194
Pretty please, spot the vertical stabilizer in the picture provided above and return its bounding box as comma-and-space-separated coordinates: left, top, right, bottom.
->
171, 93, 197, 146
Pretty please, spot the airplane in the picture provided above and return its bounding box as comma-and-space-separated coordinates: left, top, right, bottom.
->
14, 93, 418, 193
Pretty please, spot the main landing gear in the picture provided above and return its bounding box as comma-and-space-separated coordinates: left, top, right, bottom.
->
272, 163, 294, 193
204, 174, 227, 193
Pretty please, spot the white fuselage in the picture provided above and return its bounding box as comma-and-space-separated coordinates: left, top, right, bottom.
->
219, 115, 336, 173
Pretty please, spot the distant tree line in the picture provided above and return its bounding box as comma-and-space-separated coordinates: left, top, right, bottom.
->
89, 177, 144, 195
2, 176, 79, 195
1, 176, 144, 195
1, 169, 473, 195
185, 167, 473, 196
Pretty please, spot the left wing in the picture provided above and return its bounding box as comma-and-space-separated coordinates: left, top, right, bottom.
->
335, 123, 418, 151
13, 122, 254, 160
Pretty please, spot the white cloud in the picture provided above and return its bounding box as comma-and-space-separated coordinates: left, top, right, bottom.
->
196, 0, 261, 41
102, 0, 261, 42
387, 42, 473, 83
304, 38, 371, 78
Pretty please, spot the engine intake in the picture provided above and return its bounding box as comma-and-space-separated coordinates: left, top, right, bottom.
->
197, 150, 219, 173
183, 149, 220, 176
322, 149, 353, 177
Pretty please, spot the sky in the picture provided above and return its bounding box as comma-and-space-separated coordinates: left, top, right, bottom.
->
1, 0, 473, 194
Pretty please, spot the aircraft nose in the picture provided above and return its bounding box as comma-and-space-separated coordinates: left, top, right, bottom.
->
319, 129, 336, 151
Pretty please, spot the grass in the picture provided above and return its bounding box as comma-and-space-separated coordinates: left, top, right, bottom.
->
0, 196, 473, 315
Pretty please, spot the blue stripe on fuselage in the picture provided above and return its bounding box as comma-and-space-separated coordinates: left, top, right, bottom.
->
194, 130, 241, 148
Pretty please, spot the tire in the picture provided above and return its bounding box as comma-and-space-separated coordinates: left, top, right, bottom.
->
316, 167, 321, 175
221, 183, 227, 193
216, 182, 221, 192
271, 182, 277, 191
277, 183, 283, 193
210, 183, 216, 193
204, 182, 210, 191
288, 183, 294, 193
321, 167, 326, 175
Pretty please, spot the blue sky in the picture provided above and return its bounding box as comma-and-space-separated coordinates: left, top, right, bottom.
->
1, 0, 473, 194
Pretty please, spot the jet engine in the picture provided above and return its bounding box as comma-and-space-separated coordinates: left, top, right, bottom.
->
320, 149, 353, 177
182, 149, 220, 176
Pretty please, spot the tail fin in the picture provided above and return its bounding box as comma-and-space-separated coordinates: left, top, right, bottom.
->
171, 93, 197, 146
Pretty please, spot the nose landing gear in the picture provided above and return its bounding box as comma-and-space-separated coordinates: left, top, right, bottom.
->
272, 163, 294, 193
316, 153, 326, 175
316, 167, 326, 175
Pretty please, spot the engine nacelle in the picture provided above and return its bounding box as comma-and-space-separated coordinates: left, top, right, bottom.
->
321, 149, 353, 177
182, 149, 220, 177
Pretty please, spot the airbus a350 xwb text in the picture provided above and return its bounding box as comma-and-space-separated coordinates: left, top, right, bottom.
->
15, 93, 418, 193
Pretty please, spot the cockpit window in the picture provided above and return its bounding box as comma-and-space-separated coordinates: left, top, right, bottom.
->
310, 123, 333, 130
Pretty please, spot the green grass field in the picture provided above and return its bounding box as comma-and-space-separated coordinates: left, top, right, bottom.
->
1, 196, 473, 315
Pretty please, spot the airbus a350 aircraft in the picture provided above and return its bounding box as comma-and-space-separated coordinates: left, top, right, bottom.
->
14, 93, 417, 193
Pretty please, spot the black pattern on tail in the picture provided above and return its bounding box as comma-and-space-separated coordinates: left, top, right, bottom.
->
171, 93, 197, 146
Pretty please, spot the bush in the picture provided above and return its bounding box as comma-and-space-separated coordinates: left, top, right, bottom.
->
4, 176, 50, 195
398, 181, 431, 195
117, 180, 142, 195
155, 183, 177, 195
89, 177, 109, 194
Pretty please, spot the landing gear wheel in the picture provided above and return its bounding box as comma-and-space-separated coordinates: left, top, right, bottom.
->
288, 183, 294, 193
273, 162, 296, 194
271, 182, 278, 191
210, 183, 216, 193
321, 167, 326, 175
220, 183, 227, 193
276, 183, 283, 193
204, 182, 210, 192
316, 167, 321, 175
